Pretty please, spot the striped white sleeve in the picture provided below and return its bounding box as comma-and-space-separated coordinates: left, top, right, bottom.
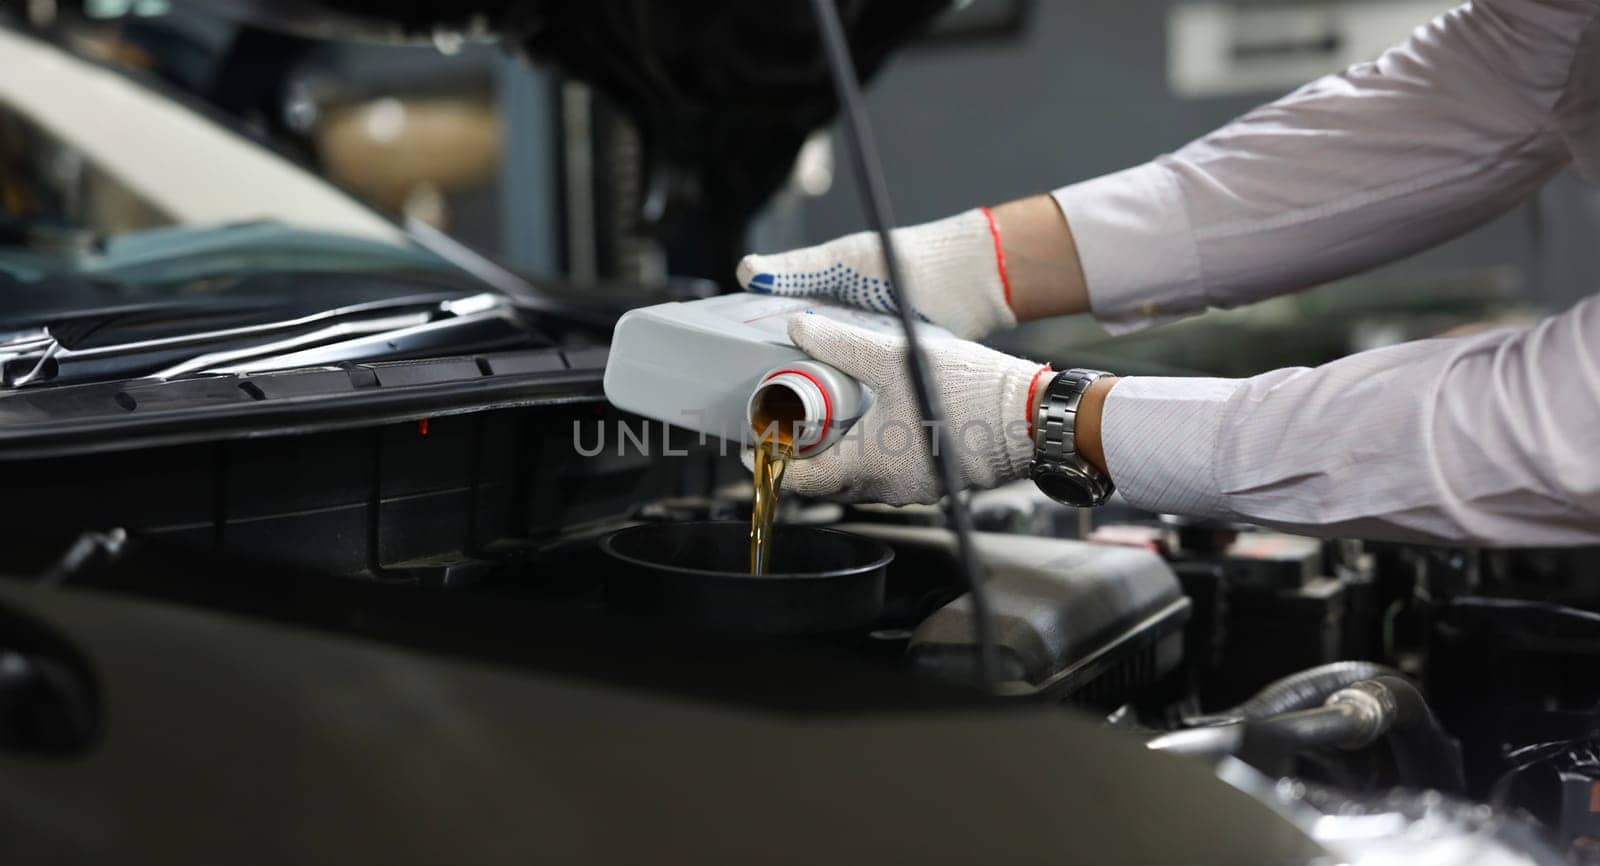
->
1054, 0, 1592, 333
1102, 296, 1600, 545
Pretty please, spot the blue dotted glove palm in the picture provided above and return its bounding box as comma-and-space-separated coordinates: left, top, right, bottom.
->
735, 208, 1017, 340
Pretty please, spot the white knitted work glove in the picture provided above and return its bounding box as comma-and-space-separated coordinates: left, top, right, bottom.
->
735, 208, 1016, 340
752, 313, 1048, 505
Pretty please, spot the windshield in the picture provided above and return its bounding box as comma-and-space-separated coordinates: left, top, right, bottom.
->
0, 26, 569, 390
0, 25, 402, 252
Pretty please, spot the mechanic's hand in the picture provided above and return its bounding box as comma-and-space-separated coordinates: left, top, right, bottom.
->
735, 209, 1016, 340
751, 313, 1047, 505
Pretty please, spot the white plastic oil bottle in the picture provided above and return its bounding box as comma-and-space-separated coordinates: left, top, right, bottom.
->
604, 294, 931, 456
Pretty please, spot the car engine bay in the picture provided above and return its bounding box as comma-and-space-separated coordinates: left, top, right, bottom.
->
1, 377, 1598, 861
2, 1, 1599, 863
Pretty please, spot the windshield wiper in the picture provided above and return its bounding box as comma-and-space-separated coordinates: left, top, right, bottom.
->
0, 327, 62, 387
2, 293, 527, 388
160, 293, 522, 377
151, 310, 432, 378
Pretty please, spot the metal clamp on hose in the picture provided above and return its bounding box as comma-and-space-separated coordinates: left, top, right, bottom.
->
1150, 671, 1466, 793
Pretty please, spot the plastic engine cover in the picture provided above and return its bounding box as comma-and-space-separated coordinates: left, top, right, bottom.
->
842, 524, 1190, 700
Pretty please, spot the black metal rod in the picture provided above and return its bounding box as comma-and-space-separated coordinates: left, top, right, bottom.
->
805, 0, 1000, 692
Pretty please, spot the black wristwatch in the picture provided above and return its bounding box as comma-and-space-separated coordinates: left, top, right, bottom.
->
1030, 368, 1115, 507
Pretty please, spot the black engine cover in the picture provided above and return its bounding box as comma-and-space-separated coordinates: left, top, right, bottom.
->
841, 524, 1190, 705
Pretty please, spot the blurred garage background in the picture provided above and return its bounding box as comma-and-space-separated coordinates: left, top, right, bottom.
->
13, 0, 1600, 376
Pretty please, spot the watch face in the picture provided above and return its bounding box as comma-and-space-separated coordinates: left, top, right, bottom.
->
1032, 462, 1106, 508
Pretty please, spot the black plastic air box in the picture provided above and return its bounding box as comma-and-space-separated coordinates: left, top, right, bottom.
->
839, 524, 1190, 707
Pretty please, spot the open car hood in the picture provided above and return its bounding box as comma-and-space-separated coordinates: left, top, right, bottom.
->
162, 0, 951, 284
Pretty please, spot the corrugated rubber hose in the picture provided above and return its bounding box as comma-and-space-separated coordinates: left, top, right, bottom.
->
1186, 661, 1403, 727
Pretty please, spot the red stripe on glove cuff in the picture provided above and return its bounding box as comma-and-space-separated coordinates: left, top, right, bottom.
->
978, 205, 1013, 309
1025, 364, 1052, 438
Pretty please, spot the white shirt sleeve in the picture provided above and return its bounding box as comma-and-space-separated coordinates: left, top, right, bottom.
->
1104, 295, 1600, 545
1055, 0, 1596, 333
1051, 0, 1600, 544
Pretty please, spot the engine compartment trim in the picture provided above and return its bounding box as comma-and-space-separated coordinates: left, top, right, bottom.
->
0, 349, 605, 460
